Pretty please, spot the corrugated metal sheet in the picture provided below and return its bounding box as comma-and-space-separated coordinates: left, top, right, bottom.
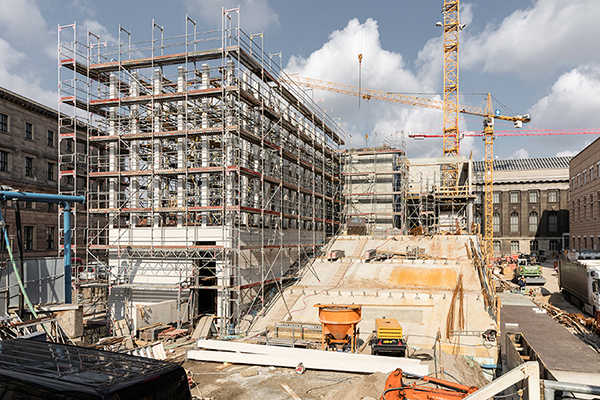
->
388, 266, 457, 290
473, 156, 572, 172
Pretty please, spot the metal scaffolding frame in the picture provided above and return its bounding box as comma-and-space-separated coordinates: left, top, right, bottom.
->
57, 11, 344, 335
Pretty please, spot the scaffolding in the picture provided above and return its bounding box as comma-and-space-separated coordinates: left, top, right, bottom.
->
57, 10, 344, 335
343, 140, 407, 235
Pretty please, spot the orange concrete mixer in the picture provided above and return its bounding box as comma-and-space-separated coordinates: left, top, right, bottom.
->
314, 304, 362, 353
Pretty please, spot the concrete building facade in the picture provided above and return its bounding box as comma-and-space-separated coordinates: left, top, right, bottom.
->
473, 157, 571, 258
0, 86, 71, 259
569, 137, 600, 250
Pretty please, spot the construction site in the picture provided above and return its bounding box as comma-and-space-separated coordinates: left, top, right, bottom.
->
0, 2, 599, 400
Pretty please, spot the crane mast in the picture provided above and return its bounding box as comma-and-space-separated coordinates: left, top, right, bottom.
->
442, 0, 461, 191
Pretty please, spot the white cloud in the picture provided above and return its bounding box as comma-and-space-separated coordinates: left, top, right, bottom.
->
184, 0, 279, 33
82, 19, 118, 45
285, 18, 453, 157
0, 38, 56, 107
0, 0, 55, 59
529, 65, 600, 128
556, 150, 579, 157
462, 0, 600, 76
508, 148, 529, 159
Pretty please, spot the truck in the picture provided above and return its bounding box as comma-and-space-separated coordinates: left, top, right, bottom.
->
516, 258, 546, 285
370, 318, 407, 356
559, 259, 600, 317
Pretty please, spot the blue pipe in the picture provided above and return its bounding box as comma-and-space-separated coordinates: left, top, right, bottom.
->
0, 191, 85, 304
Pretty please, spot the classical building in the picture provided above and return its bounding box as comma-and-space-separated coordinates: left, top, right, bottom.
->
0, 86, 69, 258
473, 157, 571, 258
569, 137, 600, 250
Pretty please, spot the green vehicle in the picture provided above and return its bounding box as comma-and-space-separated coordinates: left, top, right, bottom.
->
517, 258, 546, 285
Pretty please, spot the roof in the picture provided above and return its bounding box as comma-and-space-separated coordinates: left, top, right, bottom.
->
0, 86, 58, 120
0, 339, 181, 395
473, 156, 572, 172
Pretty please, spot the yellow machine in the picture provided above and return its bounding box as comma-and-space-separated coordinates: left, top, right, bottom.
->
371, 318, 406, 356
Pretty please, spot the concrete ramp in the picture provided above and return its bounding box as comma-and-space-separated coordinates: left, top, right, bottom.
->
249, 234, 498, 366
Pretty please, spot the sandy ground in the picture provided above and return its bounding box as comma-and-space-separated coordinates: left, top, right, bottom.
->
179, 344, 489, 400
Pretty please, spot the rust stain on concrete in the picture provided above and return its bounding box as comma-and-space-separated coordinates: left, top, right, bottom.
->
389, 266, 457, 290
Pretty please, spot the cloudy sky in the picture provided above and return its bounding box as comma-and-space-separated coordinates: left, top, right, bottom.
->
1, 0, 599, 160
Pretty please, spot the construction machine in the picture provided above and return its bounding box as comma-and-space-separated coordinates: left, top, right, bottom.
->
370, 318, 406, 356
381, 368, 478, 400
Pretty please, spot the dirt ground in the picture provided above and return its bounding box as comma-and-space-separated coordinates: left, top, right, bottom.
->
173, 259, 593, 400
179, 345, 489, 400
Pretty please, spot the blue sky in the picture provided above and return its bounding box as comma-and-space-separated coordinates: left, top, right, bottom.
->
1, 0, 599, 160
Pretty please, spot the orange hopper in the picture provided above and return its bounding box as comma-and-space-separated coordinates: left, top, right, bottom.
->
314, 304, 362, 353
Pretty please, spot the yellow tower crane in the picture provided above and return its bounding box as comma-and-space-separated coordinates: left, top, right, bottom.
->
280, 74, 530, 261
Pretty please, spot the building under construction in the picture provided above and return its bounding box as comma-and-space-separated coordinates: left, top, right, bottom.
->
58, 12, 344, 334
343, 145, 473, 236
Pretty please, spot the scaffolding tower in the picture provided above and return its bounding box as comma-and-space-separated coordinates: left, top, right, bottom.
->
58, 10, 344, 335
343, 143, 407, 235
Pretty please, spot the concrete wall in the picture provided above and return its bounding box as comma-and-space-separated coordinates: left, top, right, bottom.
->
2, 257, 65, 307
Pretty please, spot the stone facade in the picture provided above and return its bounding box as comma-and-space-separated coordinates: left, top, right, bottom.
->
0, 86, 75, 258
569, 137, 600, 250
473, 157, 571, 258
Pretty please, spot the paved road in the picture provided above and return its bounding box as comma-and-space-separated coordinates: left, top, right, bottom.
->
530, 259, 583, 314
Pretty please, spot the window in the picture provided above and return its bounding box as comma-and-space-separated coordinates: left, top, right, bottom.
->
510, 192, 519, 203
511, 241, 520, 253
25, 157, 33, 177
25, 122, 33, 140
583, 170, 587, 185
549, 240, 558, 251
548, 191, 557, 203
25, 201, 33, 209
549, 211, 558, 232
0, 151, 7, 171
475, 193, 482, 204
578, 174, 581, 187
0, 113, 7, 132
47, 162, 55, 181
529, 211, 538, 232
493, 240, 501, 254
529, 191, 538, 203
46, 227, 55, 250
47, 130, 55, 147
47, 203, 54, 212
66, 175, 74, 185
493, 192, 500, 204
474, 213, 481, 225
66, 140, 73, 152
24, 226, 34, 250
572, 177, 575, 190
591, 166, 595, 181
510, 212, 519, 232
530, 240, 538, 252
493, 212, 500, 232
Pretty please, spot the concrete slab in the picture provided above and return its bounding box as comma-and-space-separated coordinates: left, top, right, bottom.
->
249, 235, 499, 363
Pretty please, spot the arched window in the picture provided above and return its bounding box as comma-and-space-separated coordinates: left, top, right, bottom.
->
493, 212, 500, 232
510, 212, 519, 232
529, 211, 538, 232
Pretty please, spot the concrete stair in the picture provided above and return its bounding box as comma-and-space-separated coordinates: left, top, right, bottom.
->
329, 237, 369, 287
